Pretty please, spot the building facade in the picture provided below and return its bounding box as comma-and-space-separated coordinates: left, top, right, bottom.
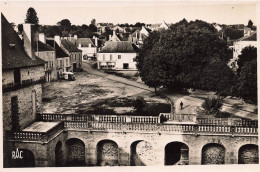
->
1, 14, 46, 167
97, 41, 138, 70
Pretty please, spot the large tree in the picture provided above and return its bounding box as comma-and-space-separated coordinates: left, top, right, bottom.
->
247, 20, 253, 29
57, 19, 71, 32
237, 46, 257, 75
25, 7, 39, 25
136, 19, 235, 93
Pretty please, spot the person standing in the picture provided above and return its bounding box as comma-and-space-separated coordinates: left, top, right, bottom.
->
180, 101, 183, 109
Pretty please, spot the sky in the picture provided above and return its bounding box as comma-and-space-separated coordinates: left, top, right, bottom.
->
0, 1, 257, 26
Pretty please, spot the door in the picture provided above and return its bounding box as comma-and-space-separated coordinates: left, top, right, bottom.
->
73, 63, 77, 72
123, 63, 129, 69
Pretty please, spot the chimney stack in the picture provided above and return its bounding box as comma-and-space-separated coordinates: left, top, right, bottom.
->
95, 37, 98, 47
74, 35, 78, 40
109, 35, 112, 40
69, 34, 72, 42
54, 35, 61, 46
23, 23, 36, 60
39, 33, 46, 44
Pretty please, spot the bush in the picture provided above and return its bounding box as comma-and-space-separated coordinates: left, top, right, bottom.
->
202, 96, 223, 114
133, 97, 147, 114
214, 111, 232, 118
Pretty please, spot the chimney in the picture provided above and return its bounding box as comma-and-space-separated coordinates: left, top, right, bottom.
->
23, 23, 36, 59
89, 43, 91, 48
74, 35, 78, 40
113, 30, 116, 36
95, 37, 98, 47
54, 35, 61, 46
39, 33, 46, 44
109, 35, 112, 40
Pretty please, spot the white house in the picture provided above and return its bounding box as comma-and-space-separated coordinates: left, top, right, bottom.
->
97, 41, 138, 70
150, 21, 169, 31
229, 33, 257, 68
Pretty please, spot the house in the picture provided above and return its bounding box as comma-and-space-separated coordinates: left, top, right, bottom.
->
128, 26, 149, 47
46, 37, 71, 78
1, 13, 46, 166
108, 30, 121, 42
150, 21, 169, 31
97, 41, 139, 70
60, 37, 82, 72
97, 23, 114, 34
229, 33, 257, 68
65, 35, 104, 61
112, 25, 124, 33
35, 33, 57, 82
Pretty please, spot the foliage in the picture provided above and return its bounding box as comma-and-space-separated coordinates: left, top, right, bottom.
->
91, 19, 96, 25
223, 27, 244, 40
25, 7, 39, 25
57, 19, 71, 32
136, 19, 234, 92
235, 59, 257, 104
247, 20, 253, 29
202, 97, 223, 114
214, 111, 232, 118
133, 97, 147, 114
237, 46, 257, 75
18, 24, 23, 33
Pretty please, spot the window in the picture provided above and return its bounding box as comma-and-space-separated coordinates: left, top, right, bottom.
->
118, 55, 121, 59
110, 54, 112, 60
103, 54, 105, 60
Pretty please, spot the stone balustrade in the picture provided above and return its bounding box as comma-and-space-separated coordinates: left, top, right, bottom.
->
6, 122, 64, 142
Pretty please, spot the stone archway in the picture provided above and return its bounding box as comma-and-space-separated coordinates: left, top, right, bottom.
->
97, 140, 119, 166
165, 142, 189, 165
10, 149, 35, 167
130, 140, 155, 166
201, 143, 225, 165
65, 138, 85, 166
55, 141, 63, 167
238, 144, 258, 164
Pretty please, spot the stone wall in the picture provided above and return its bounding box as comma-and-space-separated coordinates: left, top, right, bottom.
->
2, 84, 43, 132
20, 65, 45, 82
66, 138, 85, 166
2, 70, 14, 85
97, 140, 119, 166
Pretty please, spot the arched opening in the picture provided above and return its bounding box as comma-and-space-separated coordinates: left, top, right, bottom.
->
10, 149, 35, 167
65, 138, 85, 166
130, 140, 154, 166
238, 144, 258, 164
97, 140, 119, 166
55, 141, 63, 167
201, 143, 225, 165
165, 142, 189, 165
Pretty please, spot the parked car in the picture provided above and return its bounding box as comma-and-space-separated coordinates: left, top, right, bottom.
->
61, 72, 75, 81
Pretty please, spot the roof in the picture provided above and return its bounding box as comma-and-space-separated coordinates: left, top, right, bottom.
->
76, 38, 95, 47
61, 39, 82, 52
46, 39, 68, 58
237, 33, 257, 42
36, 41, 55, 52
1, 13, 45, 70
130, 30, 148, 40
98, 41, 138, 53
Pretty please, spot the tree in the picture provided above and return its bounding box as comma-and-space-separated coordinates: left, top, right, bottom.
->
237, 46, 257, 75
235, 59, 257, 104
17, 24, 23, 33
247, 20, 253, 29
202, 96, 223, 114
223, 27, 243, 40
89, 24, 97, 32
91, 19, 96, 26
25, 7, 39, 26
136, 20, 233, 92
57, 19, 71, 32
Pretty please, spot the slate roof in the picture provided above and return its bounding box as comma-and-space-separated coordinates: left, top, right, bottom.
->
1, 13, 45, 70
98, 41, 138, 53
61, 39, 82, 52
75, 38, 95, 47
36, 41, 55, 52
236, 33, 257, 42
46, 39, 68, 58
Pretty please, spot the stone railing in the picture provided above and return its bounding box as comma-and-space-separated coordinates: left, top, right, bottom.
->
6, 122, 64, 142
197, 118, 258, 127
38, 113, 95, 122
64, 121, 258, 135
